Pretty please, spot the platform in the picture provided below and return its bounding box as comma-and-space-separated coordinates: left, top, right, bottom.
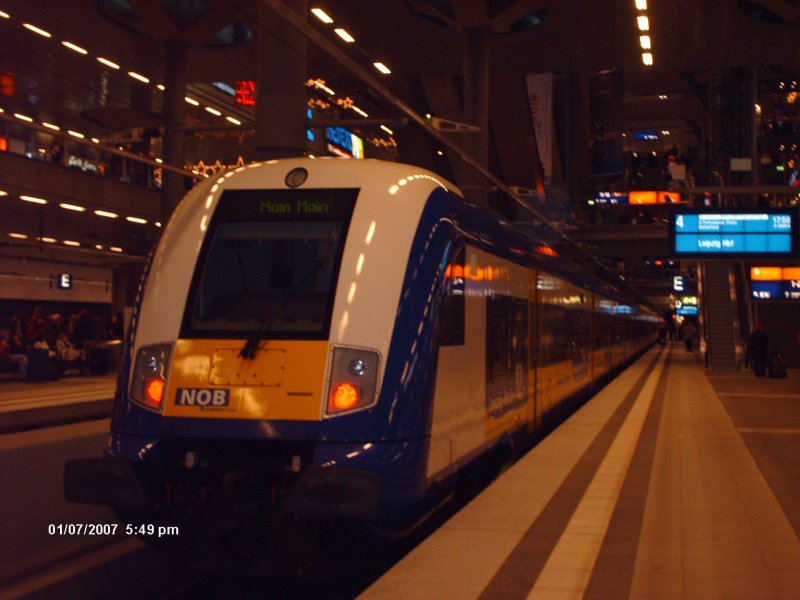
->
360, 345, 800, 599
0, 373, 116, 433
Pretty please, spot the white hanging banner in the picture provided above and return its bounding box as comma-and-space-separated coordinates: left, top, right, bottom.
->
525, 73, 553, 183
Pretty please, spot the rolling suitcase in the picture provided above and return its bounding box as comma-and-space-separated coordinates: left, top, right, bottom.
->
768, 349, 787, 378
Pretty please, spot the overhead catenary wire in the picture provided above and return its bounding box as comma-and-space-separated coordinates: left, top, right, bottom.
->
257, 0, 658, 311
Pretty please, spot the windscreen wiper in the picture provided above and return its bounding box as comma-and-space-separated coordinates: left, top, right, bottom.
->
238, 258, 323, 360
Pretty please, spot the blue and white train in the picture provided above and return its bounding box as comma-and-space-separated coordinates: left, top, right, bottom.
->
67, 158, 657, 563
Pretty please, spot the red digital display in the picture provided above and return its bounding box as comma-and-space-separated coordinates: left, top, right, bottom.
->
235, 80, 256, 107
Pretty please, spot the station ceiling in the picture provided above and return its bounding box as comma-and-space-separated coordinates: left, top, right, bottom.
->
1, 0, 799, 309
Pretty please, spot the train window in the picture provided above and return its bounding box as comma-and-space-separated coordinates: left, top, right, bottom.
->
539, 303, 566, 365
486, 295, 528, 380
486, 294, 528, 416
182, 188, 357, 339
439, 246, 465, 346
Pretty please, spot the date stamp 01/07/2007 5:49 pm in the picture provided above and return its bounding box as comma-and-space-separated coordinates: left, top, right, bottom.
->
48, 523, 180, 538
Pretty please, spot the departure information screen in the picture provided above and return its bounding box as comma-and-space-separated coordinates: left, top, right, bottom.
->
668, 208, 798, 258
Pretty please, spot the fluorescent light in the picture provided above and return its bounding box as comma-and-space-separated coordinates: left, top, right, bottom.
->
94, 210, 118, 218
225, 116, 241, 125
128, 71, 150, 83
637, 15, 649, 30
21, 195, 48, 204
658, 94, 668, 99
110, 246, 123, 253
155, 222, 162, 227
157, 84, 165, 91
9, 233, 28, 239
59, 203, 86, 212
42, 122, 60, 131
639, 35, 651, 49
635, 0, 647, 9
91, 137, 100, 143
373, 62, 391, 74
62, 41, 88, 54
0, 190, 7, 196
352, 105, 368, 117
95, 244, 104, 250
185, 97, 200, 106
380, 125, 394, 135
205, 106, 222, 116
63, 240, 81, 246
68, 130, 85, 139
14, 113, 33, 122
642, 52, 654, 65
0, 11, 9, 18
311, 8, 333, 23
334, 28, 355, 43
126, 216, 147, 224
40, 237, 56, 244
97, 57, 120, 69
23, 23, 52, 38
661, 130, 670, 135
155, 158, 163, 163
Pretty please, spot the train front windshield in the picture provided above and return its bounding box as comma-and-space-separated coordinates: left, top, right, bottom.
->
182, 188, 358, 339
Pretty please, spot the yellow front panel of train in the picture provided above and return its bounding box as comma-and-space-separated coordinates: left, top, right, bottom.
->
163, 339, 327, 420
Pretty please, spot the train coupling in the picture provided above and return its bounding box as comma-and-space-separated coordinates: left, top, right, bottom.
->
64, 458, 148, 507
283, 466, 380, 518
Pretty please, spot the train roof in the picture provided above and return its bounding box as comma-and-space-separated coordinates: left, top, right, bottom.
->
171, 157, 656, 314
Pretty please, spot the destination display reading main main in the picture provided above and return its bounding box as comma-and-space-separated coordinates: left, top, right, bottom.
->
669, 208, 798, 258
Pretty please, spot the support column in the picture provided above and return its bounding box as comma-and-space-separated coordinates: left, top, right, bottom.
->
161, 40, 188, 222
459, 26, 490, 206
253, 0, 308, 160
744, 66, 759, 200
566, 72, 583, 202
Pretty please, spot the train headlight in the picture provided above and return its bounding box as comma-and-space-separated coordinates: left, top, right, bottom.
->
325, 346, 380, 417
349, 358, 369, 377
129, 343, 172, 412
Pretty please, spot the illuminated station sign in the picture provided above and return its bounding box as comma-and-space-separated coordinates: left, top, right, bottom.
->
750, 266, 800, 300
669, 208, 798, 258
675, 295, 698, 315
594, 191, 628, 204
325, 126, 364, 159
591, 191, 681, 205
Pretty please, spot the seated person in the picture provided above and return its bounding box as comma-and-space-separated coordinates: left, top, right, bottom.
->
55, 331, 87, 374
1, 332, 28, 379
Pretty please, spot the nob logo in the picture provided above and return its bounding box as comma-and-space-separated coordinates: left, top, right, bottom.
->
175, 388, 230, 406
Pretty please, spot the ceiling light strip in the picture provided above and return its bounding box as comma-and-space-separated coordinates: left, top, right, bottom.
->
23, 23, 51, 37
128, 71, 150, 83
62, 41, 88, 54
59, 203, 86, 212
21, 195, 48, 204
311, 8, 333, 24
334, 28, 355, 43
97, 57, 120, 69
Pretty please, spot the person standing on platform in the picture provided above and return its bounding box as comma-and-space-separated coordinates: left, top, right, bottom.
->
683, 322, 696, 353
748, 322, 769, 377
